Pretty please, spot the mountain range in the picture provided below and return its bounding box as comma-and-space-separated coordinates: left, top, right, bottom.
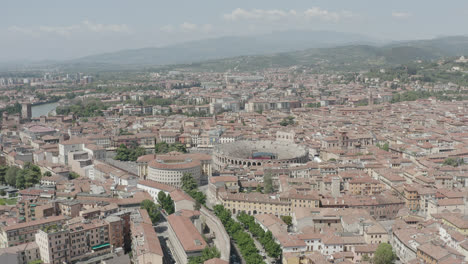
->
9, 32, 467, 72
69, 30, 378, 66
165, 35, 468, 72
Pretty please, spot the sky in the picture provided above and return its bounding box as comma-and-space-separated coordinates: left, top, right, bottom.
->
2, 0, 468, 61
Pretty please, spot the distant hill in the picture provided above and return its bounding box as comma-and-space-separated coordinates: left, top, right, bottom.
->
55, 35, 468, 73
169, 35, 468, 72
69, 30, 377, 66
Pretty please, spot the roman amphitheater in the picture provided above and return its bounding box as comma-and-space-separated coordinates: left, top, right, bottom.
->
213, 140, 308, 170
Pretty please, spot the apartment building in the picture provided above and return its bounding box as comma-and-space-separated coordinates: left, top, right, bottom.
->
0, 242, 41, 264
35, 228, 70, 264
0, 215, 66, 248
35, 219, 112, 264
220, 192, 292, 216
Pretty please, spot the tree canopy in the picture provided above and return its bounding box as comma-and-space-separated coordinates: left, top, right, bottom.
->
280, 215, 293, 227
263, 173, 273, 194
181, 173, 206, 206
69, 172, 80, 179
55, 98, 109, 117
443, 157, 464, 167
140, 199, 161, 224
114, 144, 146, 161
237, 212, 282, 259
213, 205, 266, 264
157, 191, 175, 214
373, 243, 396, 264
0, 163, 42, 189
188, 247, 221, 264
280, 116, 295, 126
154, 142, 187, 154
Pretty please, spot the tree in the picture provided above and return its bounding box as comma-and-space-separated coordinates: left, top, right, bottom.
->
16, 171, 26, 189
141, 199, 161, 223
129, 146, 146, 161
22, 163, 41, 188
6, 166, 20, 187
2, 164, 42, 189
157, 191, 175, 214
69, 172, 80, 179
115, 144, 146, 161
154, 142, 169, 154
157, 191, 167, 205
188, 246, 221, 264
443, 158, 463, 167
43, 171, 52, 177
263, 173, 273, 194
155, 142, 187, 154
377, 143, 389, 152
236, 212, 281, 260
0, 166, 7, 184
181, 173, 198, 193
280, 216, 293, 227
373, 243, 396, 264
214, 205, 265, 264
114, 144, 130, 161
280, 116, 295, 126
362, 254, 370, 262
255, 185, 262, 193
181, 173, 207, 206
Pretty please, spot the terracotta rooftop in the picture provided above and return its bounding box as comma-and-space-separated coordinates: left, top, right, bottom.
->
167, 212, 207, 252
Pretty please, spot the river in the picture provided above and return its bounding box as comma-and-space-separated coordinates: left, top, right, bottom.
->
31, 102, 59, 118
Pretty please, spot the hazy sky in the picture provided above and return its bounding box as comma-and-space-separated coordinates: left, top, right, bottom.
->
2, 0, 468, 61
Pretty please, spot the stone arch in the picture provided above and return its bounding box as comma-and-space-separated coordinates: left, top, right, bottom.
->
253, 210, 257, 215
247, 162, 251, 166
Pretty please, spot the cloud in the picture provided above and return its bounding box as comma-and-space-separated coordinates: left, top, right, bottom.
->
224, 8, 297, 21
180, 22, 198, 31
8, 20, 130, 37
38, 25, 80, 36
160, 24, 175, 33
8, 26, 38, 36
161, 23, 214, 33
223, 7, 354, 22
200, 24, 214, 33
392, 12, 411, 18
304, 8, 341, 22
82, 20, 130, 33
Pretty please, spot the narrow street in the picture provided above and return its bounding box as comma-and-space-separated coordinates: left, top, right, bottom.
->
231, 217, 278, 264
154, 214, 177, 264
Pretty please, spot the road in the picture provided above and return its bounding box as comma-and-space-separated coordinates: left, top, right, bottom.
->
154, 214, 177, 264
251, 234, 278, 264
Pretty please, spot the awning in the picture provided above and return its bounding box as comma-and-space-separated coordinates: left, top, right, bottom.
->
92, 243, 110, 250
